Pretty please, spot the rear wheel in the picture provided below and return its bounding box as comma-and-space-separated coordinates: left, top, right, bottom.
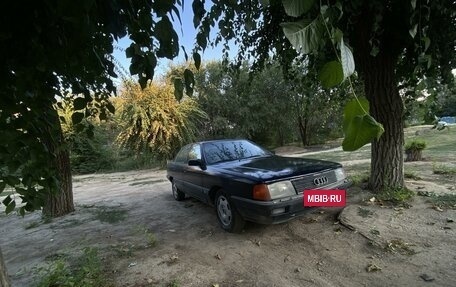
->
215, 190, 245, 233
172, 181, 185, 201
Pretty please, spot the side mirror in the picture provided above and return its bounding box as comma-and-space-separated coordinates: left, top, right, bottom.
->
188, 159, 206, 170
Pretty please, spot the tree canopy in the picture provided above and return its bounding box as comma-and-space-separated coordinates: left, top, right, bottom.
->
192, 0, 456, 191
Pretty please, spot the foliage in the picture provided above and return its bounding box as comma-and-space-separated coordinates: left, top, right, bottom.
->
192, 0, 455, 192
36, 247, 111, 287
405, 140, 426, 152
57, 100, 116, 174
0, 0, 198, 214
377, 187, 414, 204
116, 80, 206, 161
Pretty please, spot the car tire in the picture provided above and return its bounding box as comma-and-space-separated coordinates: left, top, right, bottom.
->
215, 190, 245, 233
172, 181, 185, 201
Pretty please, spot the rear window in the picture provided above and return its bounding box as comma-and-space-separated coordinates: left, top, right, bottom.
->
202, 140, 270, 165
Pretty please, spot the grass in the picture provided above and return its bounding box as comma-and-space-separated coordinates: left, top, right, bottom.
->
93, 207, 128, 224
428, 193, 456, 209
110, 226, 158, 258
433, 164, 456, 175
377, 187, 414, 204
404, 171, 422, 180
36, 247, 112, 287
167, 279, 180, 287
349, 173, 369, 185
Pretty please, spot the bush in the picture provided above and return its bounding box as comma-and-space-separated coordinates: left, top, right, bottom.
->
405, 140, 426, 151
405, 140, 426, 161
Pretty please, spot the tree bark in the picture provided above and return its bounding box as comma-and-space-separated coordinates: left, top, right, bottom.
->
365, 59, 405, 192
353, 4, 405, 193
0, 247, 10, 287
42, 108, 75, 217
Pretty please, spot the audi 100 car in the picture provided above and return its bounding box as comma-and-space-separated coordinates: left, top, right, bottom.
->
166, 139, 351, 232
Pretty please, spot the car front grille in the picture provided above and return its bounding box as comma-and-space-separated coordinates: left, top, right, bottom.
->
291, 170, 337, 193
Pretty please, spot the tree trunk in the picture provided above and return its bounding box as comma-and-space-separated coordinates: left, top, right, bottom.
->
353, 4, 406, 193
0, 247, 10, 287
297, 116, 309, 146
355, 49, 405, 192
366, 64, 405, 192
42, 108, 75, 217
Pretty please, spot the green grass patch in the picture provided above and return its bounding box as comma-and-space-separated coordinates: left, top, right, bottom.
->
433, 164, 456, 175
36, 247, 112, 287
428, 193, 456, 209
83, 205, 128, 224
93, 207, 128, 224
404, 171, 422, 180
349, 173, 369, 185
167, 279, 180, 287
377, 187, 414, 204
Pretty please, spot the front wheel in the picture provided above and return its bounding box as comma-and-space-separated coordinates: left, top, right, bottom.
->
215, 190, 245, 233
172, 181, 185, 201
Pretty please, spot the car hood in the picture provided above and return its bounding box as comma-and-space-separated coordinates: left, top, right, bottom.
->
211, 155, 341, 182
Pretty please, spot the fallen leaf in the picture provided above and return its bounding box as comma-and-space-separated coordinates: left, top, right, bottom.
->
366, 263, 381, 272
369, 197, 376, 202
433, 206, 443, 212
215, 254, 222, 260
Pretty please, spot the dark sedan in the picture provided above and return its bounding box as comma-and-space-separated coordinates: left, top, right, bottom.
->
166, 139, 351, 232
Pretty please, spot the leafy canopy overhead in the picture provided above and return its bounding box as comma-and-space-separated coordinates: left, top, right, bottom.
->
0, 0, 196, 213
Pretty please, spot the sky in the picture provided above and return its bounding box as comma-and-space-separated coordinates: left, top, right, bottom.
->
112, 1, 236, 79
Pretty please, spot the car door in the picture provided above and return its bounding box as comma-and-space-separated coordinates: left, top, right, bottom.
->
183, 144, 208, 202
169, 144, 192, 192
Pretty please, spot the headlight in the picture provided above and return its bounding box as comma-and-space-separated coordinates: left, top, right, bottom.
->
267, 181, 296, 199
334, 168, 346, 181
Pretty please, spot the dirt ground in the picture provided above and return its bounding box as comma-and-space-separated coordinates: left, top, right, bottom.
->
1, 156, 456, 286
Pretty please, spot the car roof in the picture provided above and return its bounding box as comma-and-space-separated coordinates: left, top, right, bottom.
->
195, 139, 249, 145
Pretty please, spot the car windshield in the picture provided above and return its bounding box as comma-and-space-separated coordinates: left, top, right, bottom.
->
202, 140, 271, 165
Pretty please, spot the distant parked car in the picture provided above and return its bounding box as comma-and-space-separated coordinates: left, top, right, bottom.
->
166, 139, 351, 232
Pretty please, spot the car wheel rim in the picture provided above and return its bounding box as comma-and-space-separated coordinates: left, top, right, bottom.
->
172, 183, 178, 199
217, 196, 232, 226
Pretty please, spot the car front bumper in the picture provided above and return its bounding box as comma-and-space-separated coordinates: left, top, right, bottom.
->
230, 180, 352, 225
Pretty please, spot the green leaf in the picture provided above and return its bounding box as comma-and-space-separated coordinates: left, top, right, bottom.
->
318, 61, 344, 88
423, 36, 430, 51
184, 69, 195, 96
71, 112, 85, 125
73, 97, 87, 110
340, 39, 355, 79
5, 200, 16, 214
282, 0, 315, 17
193, 52, 201, 70
192, 0, 206, 28
259, 0, 270, 5
280, 18, 323, 54
174, 78, 184, 101
409, 23, 418, 38
342, 98, 369, 131
342, 98, 384, 151
2, 195, 12, 206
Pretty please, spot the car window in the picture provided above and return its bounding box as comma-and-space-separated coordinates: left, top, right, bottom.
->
202, 140, 271, 165
174, 144, 191, 163
188, 144, 201, 161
